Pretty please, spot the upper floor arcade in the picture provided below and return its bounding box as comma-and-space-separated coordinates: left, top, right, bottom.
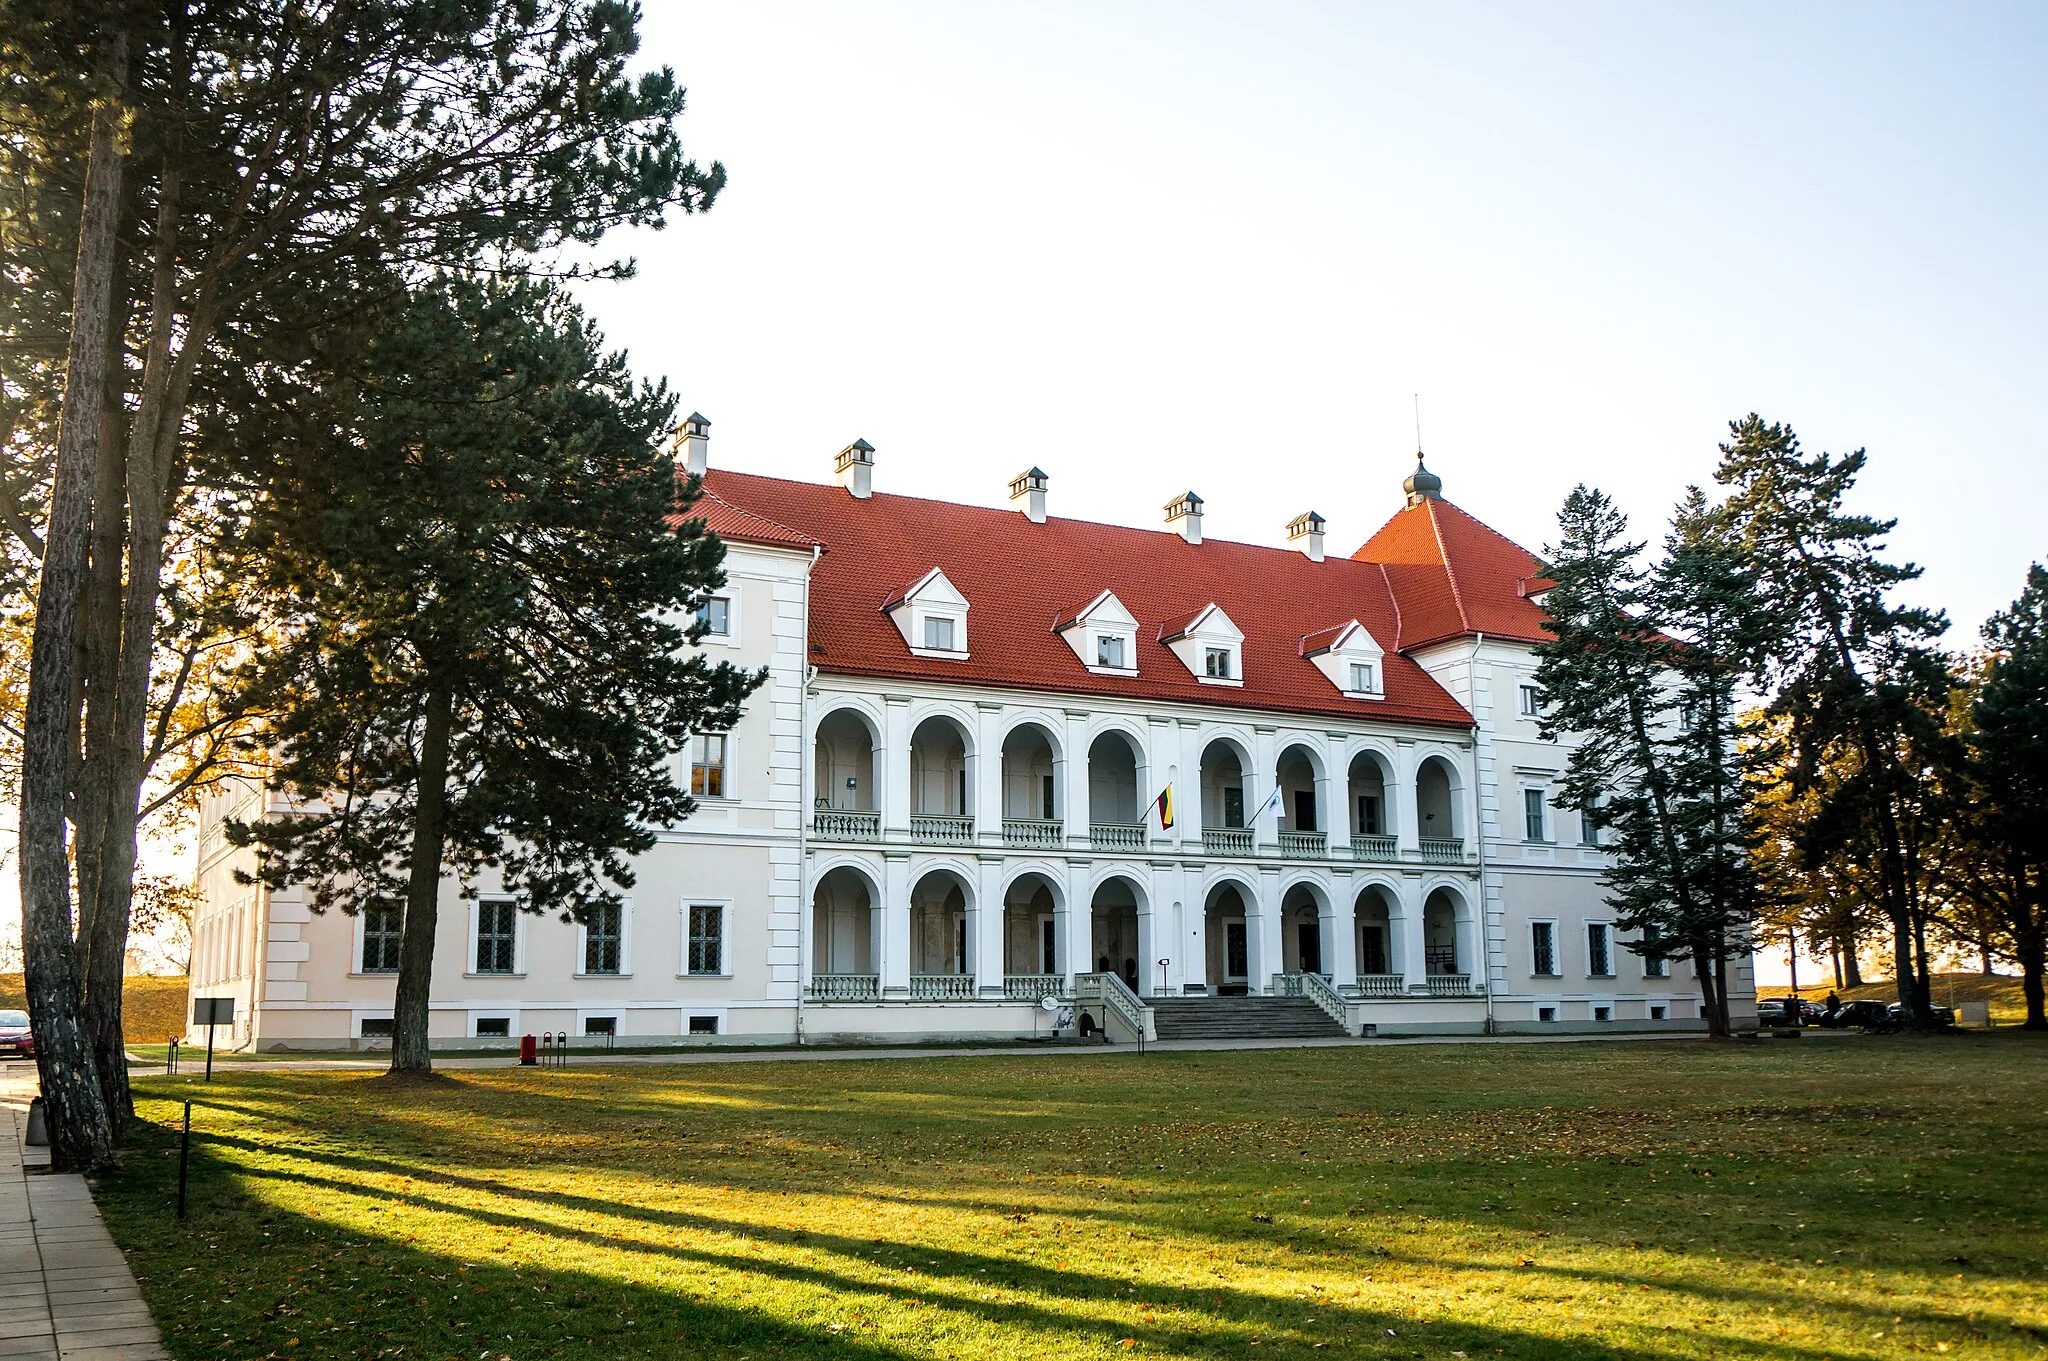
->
805, 682, 1478, 869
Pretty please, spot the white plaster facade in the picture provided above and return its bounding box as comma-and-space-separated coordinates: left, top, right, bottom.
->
186, 469, 1756, 1051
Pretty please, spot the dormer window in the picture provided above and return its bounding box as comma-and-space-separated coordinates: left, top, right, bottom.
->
1158, 605, 1244, 687
1301, 620, 1386, 700
882, 567, 970, 659
1053, 589, 1138, 676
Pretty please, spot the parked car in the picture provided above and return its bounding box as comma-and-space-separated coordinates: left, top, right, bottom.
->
1818, 998, 1892, 1030
1885, 1002, 1958, 1029
0, 1010, 34, 1059
1759, 997, 1825, 1027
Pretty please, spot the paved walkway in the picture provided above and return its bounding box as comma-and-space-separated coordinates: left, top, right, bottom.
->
0, 1069, 168, 1361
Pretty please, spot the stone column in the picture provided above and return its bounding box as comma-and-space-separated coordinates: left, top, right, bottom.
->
1055, 875, 1081, 992
1392, 738, 1419, 857
975, 703, 1004, 845
883, 697, 912, 837
1063, 709, 1092, 851
881, 852, 912, 997
1253, 865, 1284, 993
1328, 873, 1358, 989
1395, 873, 1429, 992
975, 855, 1005, 997
1181, 863, 1208, 994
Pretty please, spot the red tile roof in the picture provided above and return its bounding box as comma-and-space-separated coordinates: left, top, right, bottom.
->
697, 469, 1484, 730
1352, 497, 1553, 650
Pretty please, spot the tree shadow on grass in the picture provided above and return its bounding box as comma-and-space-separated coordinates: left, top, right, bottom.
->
150, 1121, 2000, 1361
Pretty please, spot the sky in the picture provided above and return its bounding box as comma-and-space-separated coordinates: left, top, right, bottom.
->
7, 3, 2045, 985
579, 0, 2046, 636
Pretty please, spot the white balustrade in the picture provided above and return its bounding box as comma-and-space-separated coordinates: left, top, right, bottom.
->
909, 974, 977, 1000
1089, 822, 1146, 851
809, 974, 879, 1001
1350, 834, 1397, 861
1202, 828, 1254, 856
1002, 818, 1063, 849
1419, 837, 1465, 864
1277, 830, 1326, 859
911, 815, 974, 846
1003, 974, 1061, 1001
1353, 973, 1404, 997
813, 810, 880, 841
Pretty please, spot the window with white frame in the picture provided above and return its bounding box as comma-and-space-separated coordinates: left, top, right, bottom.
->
475, 899, 518, 974
1348, 661, 1377, 694
1530, 921, 1558, 976
1523, 788, 1549, 842
1586, 921, 1613, 977
691, 733, 728, 798
923, 615, 956, 652
696, 595, 730, 636
1095, 634, 1125, 669
686, 902, 724, 975
1204, 646, 1233, 679
474, 1017, 511, 1037
1641, 923, 1669, 977
584, 901, 624, 975
1580, 803, 1602, 846
1519, 683, 1541, 717
361, 902, 402, 973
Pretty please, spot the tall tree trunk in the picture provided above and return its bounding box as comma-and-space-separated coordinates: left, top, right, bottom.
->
1981, 940, 1994, 977
83, 151, 202, 1121
390, 681, 454, 1074
1831, 939, 1843, 989
21, 29, 128, 1172
2022, 956, 2045, 1031
75, 286, 132, 1130
1843, 936, 1863, 987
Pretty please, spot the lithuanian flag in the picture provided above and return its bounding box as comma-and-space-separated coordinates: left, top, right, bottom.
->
1152, 784, 1174, 829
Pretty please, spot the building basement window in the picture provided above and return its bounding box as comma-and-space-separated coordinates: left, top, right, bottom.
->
475, 1017, 510, 1038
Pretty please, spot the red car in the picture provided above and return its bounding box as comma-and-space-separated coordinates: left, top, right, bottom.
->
0, 1010, 34, 1059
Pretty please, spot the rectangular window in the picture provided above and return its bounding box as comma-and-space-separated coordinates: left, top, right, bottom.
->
1537, 1006, 1557, 1024
1587, 922, 1613, 977
1222, 786, 1245, 828
1204, 647, 1232, 679
688, 1014, 720, 1035
923, 615, 956, 651
696, 596, 730, 636
583, 1016, 617, 1037
361, 902, 402, 973
1096, 634, 1125, 668
475, 900, 517, 974
1580, 808, 1602, 847
1356, 794, 1382, 836
1041, 774, 1055, 820
584, 901, 623, 975
1642, 924, 1669, 977
474, 1017, 510, 1038
1348, 662, 1376, 693
1519, 683, 1541, 717
1593, 1004, 1613, 1022
1649, 1003, 1669, 1021
1524, 788, 1548, 842
687, 903, 724, 976
691, 734, 727, 798
1531, 921, 1557, 976
360, 1017, 395, 1038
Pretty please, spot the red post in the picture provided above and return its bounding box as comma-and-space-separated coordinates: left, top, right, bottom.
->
518, 1033, 538, 1066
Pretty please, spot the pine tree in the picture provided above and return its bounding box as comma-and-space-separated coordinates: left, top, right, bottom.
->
1713, 416, 1954, 1030
1952, 566, 2048, 1027
222, 277, 762, 1074
1530, 485, 1759, 1036
4, 0, 721, 1162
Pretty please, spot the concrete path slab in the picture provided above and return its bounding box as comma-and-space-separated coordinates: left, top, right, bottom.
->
0, 1071, 167, 1361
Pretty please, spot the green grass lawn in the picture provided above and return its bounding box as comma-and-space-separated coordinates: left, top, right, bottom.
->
98, 1035, 2046, 1360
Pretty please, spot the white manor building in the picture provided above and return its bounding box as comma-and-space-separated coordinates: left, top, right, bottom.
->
186, 425, 1756, 1050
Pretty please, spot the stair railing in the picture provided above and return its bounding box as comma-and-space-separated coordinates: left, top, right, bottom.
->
1298, 970, 1351, 1031
1076, 972, 1155, 1046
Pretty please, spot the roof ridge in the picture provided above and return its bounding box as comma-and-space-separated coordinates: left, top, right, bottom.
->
1425, 499, 1475, 636
1376, 560, 1404, 651
709, 467, 1394, 568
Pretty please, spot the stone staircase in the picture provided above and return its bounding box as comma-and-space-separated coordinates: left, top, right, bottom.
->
1149, 995, 1349, 1041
